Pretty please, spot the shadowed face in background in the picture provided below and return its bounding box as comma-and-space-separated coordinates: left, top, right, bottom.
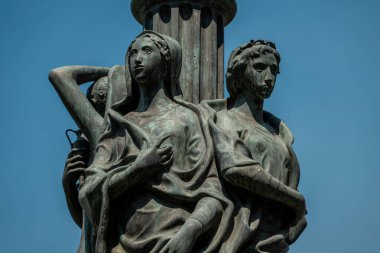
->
129, 37, 164, 87
88, 77, 109, 116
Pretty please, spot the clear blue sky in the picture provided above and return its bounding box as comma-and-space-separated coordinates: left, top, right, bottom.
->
1, 0, 379, 252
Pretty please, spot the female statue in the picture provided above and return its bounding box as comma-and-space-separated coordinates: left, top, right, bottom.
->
50, 64, 127, 229
62, 76, 110, 228
203, 40, 307, 253
77, 31, 232, 253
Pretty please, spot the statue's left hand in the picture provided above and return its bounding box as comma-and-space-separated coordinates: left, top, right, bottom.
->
62, 145, 89, 227
62, 147, 88, 191
159, 219, 202, 253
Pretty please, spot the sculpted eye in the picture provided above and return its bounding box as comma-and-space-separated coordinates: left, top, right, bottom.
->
253, 63, 267, 72
142, 47, 153, 53
130, 50, 138, 57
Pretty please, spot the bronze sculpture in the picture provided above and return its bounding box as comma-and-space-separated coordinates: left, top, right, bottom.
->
76, 31, 232, 253
49, 2, 307, 253
203, 40, 307, 252
62, 76, 110, 228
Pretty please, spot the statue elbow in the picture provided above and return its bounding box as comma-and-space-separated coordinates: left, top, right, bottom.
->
222, 167, 242, 185
48, 66, 71, 84
48, 68, 63, 84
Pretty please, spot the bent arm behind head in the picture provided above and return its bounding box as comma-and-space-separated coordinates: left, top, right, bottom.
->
48, 66, 110, 148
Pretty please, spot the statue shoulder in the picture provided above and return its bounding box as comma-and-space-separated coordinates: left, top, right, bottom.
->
200, 99, 228, 114
264, 111, 295, 146
174, 103, 201, 127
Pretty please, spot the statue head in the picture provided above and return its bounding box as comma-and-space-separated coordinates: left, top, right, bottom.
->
87, 76, 109, 116
126, 31, 182, 98
226, 40, 281, 101
111, 32, 182, 114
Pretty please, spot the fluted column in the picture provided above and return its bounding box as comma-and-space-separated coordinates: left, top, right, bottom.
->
131, 0, 237, 103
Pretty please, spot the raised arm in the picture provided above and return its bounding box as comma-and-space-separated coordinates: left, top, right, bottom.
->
48, 66, 109, 148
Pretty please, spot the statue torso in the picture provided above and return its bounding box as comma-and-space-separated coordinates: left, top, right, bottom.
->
216, 109, 291, 185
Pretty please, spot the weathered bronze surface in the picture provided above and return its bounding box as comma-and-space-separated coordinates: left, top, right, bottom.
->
202, 40, 307, 252
49, 1, 306, 252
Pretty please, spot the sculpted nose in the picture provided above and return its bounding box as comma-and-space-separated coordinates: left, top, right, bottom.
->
135, 52, 143, 64
265, 68, 275, 85
265, 75, 274, 86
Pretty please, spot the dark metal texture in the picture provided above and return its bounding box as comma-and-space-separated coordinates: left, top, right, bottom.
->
131, 0, 237, 26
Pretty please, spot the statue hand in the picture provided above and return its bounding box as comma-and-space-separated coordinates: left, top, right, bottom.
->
62, 147, 88, 192
292, 194, 306, 226
159, 219, 202, 253
135, 135, 173, 169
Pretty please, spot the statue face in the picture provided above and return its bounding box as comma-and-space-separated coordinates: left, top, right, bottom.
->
89, 78, 108, 115
243, 53, 278, 100
129, 37, 163, 86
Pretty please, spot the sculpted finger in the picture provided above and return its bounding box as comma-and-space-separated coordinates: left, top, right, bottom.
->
163, 152, 173, 161
68, 148, 89, 157
162, 160, 171, 166
66, 167, 86, 175
156, 135, 171, 147
158, 146, 172, 154
71, 147, 90, 153
161, 155, 173, 166
67, 159, 87, 168
67, 149, 75, 159
161, 155, 169, 162
67, 155, 88, 164
67, 161, 87, 170
159, 245, 169, 253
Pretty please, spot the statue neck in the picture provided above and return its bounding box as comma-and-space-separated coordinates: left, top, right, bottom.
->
233, 94, 265, 124
136, 81, 171, 112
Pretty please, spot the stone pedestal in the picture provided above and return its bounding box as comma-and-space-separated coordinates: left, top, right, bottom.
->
131, 0, 237, 102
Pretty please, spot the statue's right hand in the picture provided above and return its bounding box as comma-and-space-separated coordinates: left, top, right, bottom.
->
292, 194, 306, 226
135, 135, 173, 169
62, 148, 88, 191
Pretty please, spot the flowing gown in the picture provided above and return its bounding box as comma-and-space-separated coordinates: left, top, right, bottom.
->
203, 99, 304, 253
79, 99, 232, 253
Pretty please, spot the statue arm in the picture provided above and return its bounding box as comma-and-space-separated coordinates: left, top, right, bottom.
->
183, 115, 224, 237
187, 197, 223, 233
210, 118, 305, 223
287, 215, 307, 244
63, 176, 83, 227
62, 135, 91, 228
160, 197, 223, 253
48, 66, 109, 148
286, 143, 307, 243
221, 163, 305, 222
160, 114, 223, 253
107, 136, 173, 199
107, 162, 159, 199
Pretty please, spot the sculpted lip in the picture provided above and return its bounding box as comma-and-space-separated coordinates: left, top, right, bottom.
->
133, 66, 144, 74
